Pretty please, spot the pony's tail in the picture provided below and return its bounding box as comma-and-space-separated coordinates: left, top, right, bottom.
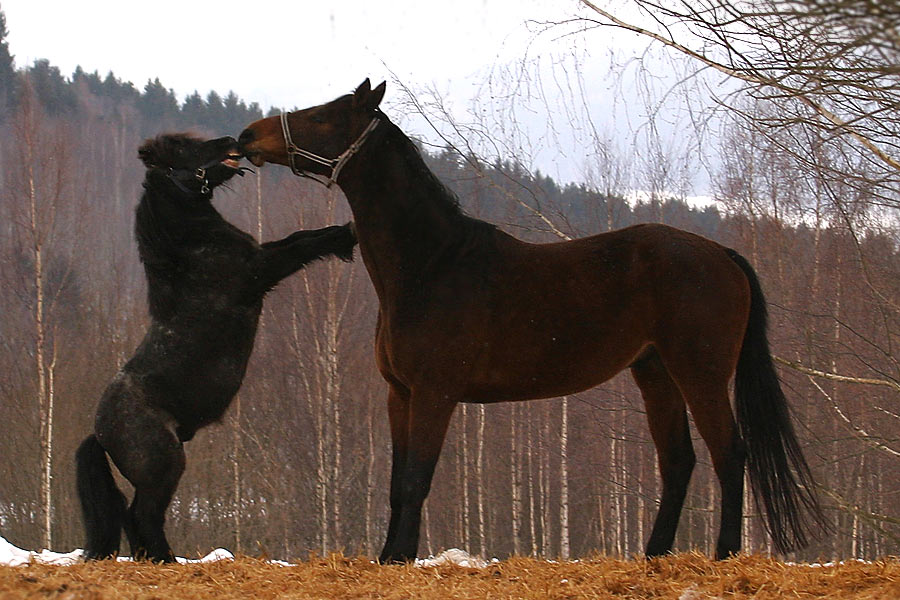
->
76, 435, 128, 559
727, 249, 829, 554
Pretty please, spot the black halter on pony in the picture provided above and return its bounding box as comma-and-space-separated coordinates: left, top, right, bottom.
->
165, 161, 252, 196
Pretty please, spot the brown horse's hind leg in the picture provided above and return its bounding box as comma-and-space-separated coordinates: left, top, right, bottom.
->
632, 350, 696, 557
671, 374, 745, 559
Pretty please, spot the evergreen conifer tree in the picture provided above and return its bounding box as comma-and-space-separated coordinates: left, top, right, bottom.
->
0, 5, 17, 110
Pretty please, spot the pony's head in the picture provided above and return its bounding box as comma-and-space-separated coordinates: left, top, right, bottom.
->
138, 134, 245, 197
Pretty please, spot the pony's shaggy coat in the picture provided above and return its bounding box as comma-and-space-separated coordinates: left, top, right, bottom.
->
76, 133, 356, 562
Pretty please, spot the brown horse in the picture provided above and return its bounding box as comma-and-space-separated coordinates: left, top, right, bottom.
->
238, 79, 827, 562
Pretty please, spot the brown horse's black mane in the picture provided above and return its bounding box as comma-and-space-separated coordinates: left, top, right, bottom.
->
377, 114, 497, 238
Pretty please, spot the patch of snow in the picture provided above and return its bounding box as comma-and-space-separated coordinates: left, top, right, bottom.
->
785, 559, 872, 567
0, 535, 233, 566
30, 548, 85, 566
2, 535, 489, 570
267, 559, 294, 567
1, 536, 84, 566
415, 548, 488, 569
177, 547, 234, 564
0, 536, 34, 567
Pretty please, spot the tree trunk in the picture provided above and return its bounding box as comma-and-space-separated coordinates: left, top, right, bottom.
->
461, 404, 470, 552
366, 395, 375, 555
559, 397, 570, 559
476, 404, 486, 557
231, 396, 242, 554
510, 404, 522, 555
539, 405, 551, 557
29, 154, 53, 551
527, 418, 537, 557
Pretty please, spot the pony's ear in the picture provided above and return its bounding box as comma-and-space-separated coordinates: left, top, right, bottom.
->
138, 139, 159, 168
353, 78, 385, 112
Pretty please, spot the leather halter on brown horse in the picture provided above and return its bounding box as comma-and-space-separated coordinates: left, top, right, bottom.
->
239, 79, 827, 562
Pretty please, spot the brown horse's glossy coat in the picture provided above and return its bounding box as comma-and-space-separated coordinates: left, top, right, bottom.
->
239, 80, 826, 562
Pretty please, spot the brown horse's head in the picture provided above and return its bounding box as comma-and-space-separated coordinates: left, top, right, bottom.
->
238, 79, 386, 181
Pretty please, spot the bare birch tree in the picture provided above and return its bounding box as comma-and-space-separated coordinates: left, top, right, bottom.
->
5, 82, 79, 550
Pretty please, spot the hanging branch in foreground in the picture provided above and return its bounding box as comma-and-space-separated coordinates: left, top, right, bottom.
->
578, 0, 900, 204
774, 356, 900, 394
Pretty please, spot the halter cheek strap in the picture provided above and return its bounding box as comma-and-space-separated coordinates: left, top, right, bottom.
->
281, 111, 380, 188
166, 162, 216, 196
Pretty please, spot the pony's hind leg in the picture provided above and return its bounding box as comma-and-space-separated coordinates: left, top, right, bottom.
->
98, 394, 185, 563
128, 474, 183, 563
631, 350, 696, 557
126, 430, 185, 562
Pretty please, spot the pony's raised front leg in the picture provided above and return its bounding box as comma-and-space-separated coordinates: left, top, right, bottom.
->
252, 224, 356, 295
380, 390, 457, 563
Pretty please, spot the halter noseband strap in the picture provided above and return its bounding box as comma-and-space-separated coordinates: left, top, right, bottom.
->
280, 111, 380, 188
166, 163, 215, 196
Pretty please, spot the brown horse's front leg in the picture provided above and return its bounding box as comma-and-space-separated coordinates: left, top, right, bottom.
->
379, 390, 457, 563
380, 384, 410, 563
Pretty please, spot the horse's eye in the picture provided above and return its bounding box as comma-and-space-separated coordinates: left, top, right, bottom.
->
312, 115, 325, 124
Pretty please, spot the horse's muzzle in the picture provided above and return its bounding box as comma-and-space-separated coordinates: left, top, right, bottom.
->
237, 129, 266, 167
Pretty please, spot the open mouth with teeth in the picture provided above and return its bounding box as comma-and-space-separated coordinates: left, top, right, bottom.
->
222, 153, 243, 169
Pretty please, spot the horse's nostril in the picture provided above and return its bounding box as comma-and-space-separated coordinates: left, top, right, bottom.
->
238, 129, 255, 149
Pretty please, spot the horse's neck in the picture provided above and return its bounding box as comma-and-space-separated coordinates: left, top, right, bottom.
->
339, 130, 468, 300
136, 187, 224, 258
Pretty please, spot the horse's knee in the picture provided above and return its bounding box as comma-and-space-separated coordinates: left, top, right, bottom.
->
663, 447, 696, 490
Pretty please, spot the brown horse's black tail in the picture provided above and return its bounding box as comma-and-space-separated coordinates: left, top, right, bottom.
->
76, 435, 128, 559
727, 249, 828, 554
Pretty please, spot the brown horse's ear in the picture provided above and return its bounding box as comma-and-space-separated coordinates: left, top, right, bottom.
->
138, 139, 159, 168
353, 78, 385, 112
354, 78, 372, 97
369, 81, 386, 109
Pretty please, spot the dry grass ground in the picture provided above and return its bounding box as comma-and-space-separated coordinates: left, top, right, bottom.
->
1, 552, 897, 599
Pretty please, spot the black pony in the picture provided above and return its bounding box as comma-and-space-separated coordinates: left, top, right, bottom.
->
76, 133, 356, 562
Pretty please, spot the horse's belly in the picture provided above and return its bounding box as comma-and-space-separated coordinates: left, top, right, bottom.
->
463, 332, 648, 403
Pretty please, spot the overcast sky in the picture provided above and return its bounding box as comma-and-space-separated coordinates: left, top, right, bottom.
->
3, 0, 580, 108
2, 0, 714, 190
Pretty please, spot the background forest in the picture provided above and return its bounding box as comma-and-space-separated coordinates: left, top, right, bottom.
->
0, 4, 897, 563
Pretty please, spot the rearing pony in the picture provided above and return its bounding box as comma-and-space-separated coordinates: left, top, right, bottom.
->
238, 80, 827, 562
76, 133, 356, 562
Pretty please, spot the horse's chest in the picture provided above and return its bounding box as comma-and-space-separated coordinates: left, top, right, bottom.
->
375, 304, 487, 384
